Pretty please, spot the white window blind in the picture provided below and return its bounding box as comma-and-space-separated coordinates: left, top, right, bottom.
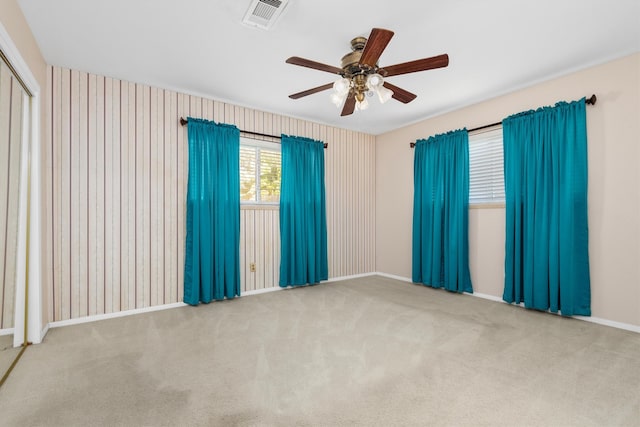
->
469, 127, 505, 205
240, 138, 281, 203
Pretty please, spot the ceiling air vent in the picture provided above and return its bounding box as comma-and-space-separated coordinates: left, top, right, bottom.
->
242, 0, 290, 30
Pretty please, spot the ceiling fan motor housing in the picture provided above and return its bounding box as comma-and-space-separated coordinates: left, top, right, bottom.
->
341, 37, 377, 77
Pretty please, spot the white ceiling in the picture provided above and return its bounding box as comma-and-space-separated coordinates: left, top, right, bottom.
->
18, 0, 640, 135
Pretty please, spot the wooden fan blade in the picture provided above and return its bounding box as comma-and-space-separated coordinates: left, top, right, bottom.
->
289, 83, 334, 99
382, 54, 449, 77
286, 56, 343, 75
383, 82, 417, 104
360, 28, 394, 67
341, 95, 356, 116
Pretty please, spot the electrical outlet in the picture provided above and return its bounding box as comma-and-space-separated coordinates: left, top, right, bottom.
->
250, 262, 256, 272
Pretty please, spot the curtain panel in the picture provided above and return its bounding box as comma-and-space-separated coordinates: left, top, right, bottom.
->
502, 99, 591, 316
279, 135, 328, 287
184, 118, 241, 305
412, 129, 473, 293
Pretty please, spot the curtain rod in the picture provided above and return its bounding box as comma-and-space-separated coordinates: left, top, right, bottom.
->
180, 117, 328, 148
409, 94, 597, 148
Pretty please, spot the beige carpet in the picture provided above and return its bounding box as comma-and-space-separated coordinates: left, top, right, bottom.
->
0, 276, 638, 426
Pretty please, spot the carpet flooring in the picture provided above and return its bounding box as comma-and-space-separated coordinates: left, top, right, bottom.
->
0, 276, 638, 426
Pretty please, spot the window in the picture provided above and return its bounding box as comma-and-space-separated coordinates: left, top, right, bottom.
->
240, 137, 281, 203
468, 127, 505, 205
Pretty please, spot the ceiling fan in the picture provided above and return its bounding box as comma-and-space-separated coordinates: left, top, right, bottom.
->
286, 28, 449, 116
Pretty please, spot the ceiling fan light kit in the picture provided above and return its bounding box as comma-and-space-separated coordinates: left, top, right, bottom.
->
286, 28, 449, 116
366, 73, 394, 104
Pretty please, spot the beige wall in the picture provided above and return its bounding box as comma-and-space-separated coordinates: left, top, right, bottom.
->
0, 1, 46, 86
0, 0, 49, 330
376, 53, 640, 327
46, 66, 376, 322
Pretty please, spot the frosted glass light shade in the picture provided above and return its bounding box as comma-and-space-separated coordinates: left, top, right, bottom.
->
366, 73, 383, 89
333, 78, 351, 95
355, 97, 369, 111
376, 85, 394, 104
330, 92, 346, 107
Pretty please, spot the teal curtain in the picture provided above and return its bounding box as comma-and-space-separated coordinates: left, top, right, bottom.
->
412, 129, 473, 293
502, 99, 590, 316
279, 135, 328, 287
184, 118, 241, 305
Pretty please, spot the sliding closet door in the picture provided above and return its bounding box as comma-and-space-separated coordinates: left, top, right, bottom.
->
0, 55, 26, 373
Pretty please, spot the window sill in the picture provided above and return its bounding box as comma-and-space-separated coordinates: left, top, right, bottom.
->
241, 203, 279, 210
469, 202, 506, 209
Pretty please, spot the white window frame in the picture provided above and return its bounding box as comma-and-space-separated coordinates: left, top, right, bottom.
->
240, 136, 281, 205
468, 126, 505, 207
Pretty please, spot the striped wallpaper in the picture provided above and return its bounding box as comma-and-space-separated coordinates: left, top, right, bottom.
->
45, 66, 376, 322
0, 61, 25, 330
240, 206, 280, 291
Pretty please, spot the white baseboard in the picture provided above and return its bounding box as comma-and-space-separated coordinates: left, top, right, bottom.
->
327, 272, 378, 282
374, 273, 640, 334
242, 286, 281, 296
573, 315, 640, 333
374, 272, 412, 283
48, 302, 188, 330
40, 323, 50, 342
244, 272, 378, 294
42, 274, 377, 336
465, 291, 504, 303
41, 273, 640, 337
0, 327, 15, 337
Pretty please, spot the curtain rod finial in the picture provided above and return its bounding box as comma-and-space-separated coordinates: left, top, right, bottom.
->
586, 94, 596, 105
180, 117, 188, 126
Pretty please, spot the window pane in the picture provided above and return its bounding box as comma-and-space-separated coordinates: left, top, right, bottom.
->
469, 128, 505, 204
240, 146, 257, 202
240, 138, 281, 204
259, 149, 281, 203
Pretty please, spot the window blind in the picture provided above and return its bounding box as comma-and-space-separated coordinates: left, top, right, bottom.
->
469, 127, 505, 204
